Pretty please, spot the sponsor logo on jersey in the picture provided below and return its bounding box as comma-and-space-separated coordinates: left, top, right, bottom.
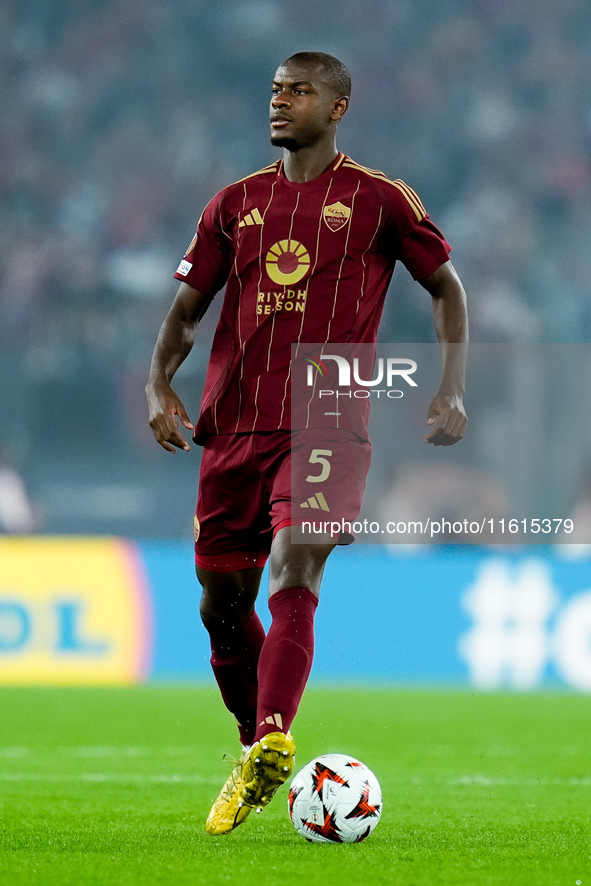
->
256, 289, 307, 315
323, 201, 351, 232
176, 259, 192, 277
194, 516, 200, 543
265, 239, 310, 285
238, 207, 264, 228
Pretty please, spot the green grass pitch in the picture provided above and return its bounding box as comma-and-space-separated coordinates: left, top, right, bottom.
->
0, 686, 589, 885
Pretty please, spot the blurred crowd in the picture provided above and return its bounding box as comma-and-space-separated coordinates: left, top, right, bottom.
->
1, 0, 591, 534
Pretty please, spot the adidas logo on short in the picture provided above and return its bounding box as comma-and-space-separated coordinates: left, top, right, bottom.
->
239, 208, 263, 228
300, 493, 330, 511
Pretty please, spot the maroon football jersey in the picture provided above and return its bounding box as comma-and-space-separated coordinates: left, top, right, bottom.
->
174, 153, 451, 442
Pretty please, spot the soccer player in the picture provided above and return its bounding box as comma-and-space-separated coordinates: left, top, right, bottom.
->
146, 51, 468, 835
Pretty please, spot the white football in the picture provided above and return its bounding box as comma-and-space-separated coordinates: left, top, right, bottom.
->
288, 753, 382, 843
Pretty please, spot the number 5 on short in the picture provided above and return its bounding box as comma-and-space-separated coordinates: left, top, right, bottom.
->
305, 449, 333, 484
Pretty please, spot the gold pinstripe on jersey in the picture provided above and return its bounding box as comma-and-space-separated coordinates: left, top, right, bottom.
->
288, 178, 336, 430
228, 161, 280, 188
234, 177, 279, 432
224, 181, 251, 435
342, 160, 426, 222
251, 192, 302, 430
325, 178, 361, 342
355, 204, 383, 318
392, 179, 426, 220
267, 191, 301, 374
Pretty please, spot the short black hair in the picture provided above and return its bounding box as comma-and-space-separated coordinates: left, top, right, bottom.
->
282, 51, 352, 99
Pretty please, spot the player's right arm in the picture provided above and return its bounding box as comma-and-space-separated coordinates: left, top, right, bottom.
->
146, 282, 212, 452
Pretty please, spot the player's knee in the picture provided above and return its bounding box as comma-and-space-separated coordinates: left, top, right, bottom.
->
199, 594, 234, 629
269, 547, 332, 595
198, 593, 216, 628
198, 589, 255, 628
196, 566, 262, 626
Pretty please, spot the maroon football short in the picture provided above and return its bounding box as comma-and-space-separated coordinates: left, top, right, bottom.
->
194, 430, 371, 572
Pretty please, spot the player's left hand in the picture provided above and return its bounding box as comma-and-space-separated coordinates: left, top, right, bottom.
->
425, 393, 467, 446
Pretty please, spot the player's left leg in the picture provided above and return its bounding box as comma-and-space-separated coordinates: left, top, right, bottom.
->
238, 527, 334, 810
255, 526, 334, 740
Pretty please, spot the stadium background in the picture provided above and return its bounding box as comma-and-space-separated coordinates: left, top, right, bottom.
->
1, 0, 591, 691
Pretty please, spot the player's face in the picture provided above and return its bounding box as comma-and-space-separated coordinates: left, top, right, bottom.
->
270, 61, 344, 150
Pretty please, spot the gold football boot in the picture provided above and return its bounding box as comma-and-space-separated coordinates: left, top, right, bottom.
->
205, 732, 296, 835
240, 731, 296, 809
205, 748, 252, 835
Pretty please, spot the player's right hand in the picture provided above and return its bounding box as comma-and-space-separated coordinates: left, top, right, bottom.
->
146, 381, 194, 452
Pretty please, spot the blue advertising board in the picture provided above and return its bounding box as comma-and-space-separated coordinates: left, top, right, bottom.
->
142, 542, 591, 690
1, 539, 590, 689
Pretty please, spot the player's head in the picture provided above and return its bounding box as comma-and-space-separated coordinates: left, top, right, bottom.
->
270, 51, 351, 151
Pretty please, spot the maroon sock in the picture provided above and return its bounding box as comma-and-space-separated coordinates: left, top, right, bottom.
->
209, 611, 266, 746
254, 587, 318, 743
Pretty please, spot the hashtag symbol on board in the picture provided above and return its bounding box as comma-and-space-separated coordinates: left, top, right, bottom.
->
458, 560, 557, 689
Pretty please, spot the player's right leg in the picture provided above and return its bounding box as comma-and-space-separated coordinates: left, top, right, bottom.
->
197, 566, 264, 749
198, 565, 265, 835
195, 433, 278, 833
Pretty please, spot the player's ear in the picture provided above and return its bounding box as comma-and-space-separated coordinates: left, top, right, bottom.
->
331, 96, 349, 122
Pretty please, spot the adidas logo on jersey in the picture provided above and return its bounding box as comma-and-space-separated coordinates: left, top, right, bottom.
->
239, 208, 263, 228
300, 493, 330, 511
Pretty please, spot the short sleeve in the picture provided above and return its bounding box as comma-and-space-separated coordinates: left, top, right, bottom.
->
173, 193, 233, 295
384, 181, 451, 281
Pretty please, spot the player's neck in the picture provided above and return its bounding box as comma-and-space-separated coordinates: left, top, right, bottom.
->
282, 142, 339, 183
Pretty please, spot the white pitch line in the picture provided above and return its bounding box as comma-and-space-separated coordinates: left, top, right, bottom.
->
450, 775, 591, 787
0, 746, 201, 759
3, 771, 588, 788
0, 772, 220, 785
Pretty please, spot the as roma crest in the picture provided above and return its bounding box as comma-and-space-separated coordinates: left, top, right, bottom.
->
323, 201, 351, 232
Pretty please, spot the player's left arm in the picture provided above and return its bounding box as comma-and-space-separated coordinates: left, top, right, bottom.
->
419, 260, 468, 446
